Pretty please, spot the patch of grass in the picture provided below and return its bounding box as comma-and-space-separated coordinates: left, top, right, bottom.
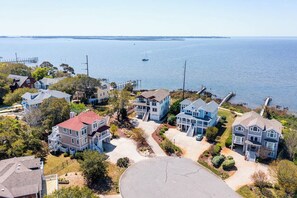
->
44, 154, 81, 176
237, 185, 258, 198
106, 162, 126, 194
218, 109, 235, 147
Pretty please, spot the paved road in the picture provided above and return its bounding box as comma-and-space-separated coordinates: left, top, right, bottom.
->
136, 119, 166, 157
120, 157, 240, 198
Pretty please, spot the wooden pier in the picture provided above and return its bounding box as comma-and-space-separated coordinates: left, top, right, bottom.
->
117, 80, 141, 90
260, 97, 272, 117
197, 86, 206, 95
0, 57, 38, 64
219, 92, 235, 107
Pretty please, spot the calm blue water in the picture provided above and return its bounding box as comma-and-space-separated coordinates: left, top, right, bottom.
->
0, 37, 297, 112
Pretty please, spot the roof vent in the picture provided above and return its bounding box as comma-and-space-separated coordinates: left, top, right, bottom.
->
1, 188, 4, 191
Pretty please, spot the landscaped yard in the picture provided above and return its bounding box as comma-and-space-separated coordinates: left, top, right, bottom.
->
44, 154, 81, 176
217, 108, 236, 147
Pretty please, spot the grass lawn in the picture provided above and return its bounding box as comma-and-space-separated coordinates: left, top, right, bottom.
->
237, 185, 258, 198
218, 109, 236, 147
44, 154, 81, 176
106, 162, 126, 195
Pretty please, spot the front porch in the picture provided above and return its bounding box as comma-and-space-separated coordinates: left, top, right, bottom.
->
243, 140, 261, 162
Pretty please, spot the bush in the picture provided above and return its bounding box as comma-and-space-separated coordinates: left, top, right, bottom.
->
74, 151, 83, 160
221, 116, 227, 122
210, 144, 222, 156
226, 155, 233, 160
225, 134, 233, 148
205, 127, 219, 142
167, 115, 176, 126
211, 155, 225, 168
222, 159, 235, 170
64, 152, 70, 157
261, 188, 275, 198
117, 157, 130, 168
160, 138, 182, 156
162, 126, 169, 131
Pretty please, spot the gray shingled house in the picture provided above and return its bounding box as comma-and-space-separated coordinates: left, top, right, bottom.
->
232, 111, 283, 161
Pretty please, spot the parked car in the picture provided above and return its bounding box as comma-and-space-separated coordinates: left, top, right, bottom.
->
196, 133, 203, 141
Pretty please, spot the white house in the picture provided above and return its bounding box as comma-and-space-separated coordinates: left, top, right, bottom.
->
176, 98, 219, 137
232, 111, 283, 161
133, 89, 170, 121
21, 89, 71, 113
96, 82, 112, 103
34, 77, 65, 89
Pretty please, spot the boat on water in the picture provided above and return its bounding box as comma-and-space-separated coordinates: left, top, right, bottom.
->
142, 58, 149, 61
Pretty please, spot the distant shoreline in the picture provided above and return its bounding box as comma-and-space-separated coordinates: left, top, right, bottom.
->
0, 36, 230, 41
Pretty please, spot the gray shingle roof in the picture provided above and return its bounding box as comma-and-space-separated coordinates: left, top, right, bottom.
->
183, 99, 218, 113
139, 89, 169, 102
0, 156, 42, 198
180, 99, 192, 105
7, 74, 28, 87
232, 111, 283, 134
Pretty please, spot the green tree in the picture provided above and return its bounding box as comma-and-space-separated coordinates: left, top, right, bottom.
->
0, 117, 46, 160
167, 115, 176, 126
80, 150, 108, 186
205, 127, 219, 142
45, 186, 97, 198
277, 160, 297, 196
39, 98, 70, 130
0, 73, 11, 104
70, 102, 87, 114
169, 99, 182, 115
110, 82, 117, 89
284, 129, 297, 160
3, 88, 37, 106
60, 63, 75, 75
109, 89, 130, 121
32, 67, 50, 80
124, 83, 133, 92
0, 62, 31, 76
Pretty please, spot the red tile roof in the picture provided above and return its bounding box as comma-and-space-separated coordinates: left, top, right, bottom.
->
58, 111, 101, 131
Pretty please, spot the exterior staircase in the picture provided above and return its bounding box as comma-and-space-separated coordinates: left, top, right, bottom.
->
186, 125, 195, 137
142, 111, 150, 122
246, 151, 256, 162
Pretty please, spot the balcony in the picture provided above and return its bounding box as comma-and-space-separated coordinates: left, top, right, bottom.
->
99, 131, 111, 141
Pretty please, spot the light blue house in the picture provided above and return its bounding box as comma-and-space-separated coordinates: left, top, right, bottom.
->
176, 98, 219, 137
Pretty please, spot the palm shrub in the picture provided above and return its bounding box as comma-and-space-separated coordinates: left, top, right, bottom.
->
117, 157, 130, 168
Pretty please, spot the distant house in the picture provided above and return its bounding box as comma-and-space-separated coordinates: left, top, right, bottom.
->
133, 89, 170, 121
34, 77, 65, 89
96, 82, 112, 103
232, 111, 283, 161
21, 89, 71, 112
7, 74, 36, 92
176, 99, 219, 137
0, 156, 44, 198
48, 111, 111, 154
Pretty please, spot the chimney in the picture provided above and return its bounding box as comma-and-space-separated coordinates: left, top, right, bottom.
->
70, 112, 76, 118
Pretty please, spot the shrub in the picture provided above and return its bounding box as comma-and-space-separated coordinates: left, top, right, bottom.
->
117, 157, 130, 168
211, 155, 225, 168
225, 134, 232, 148
261, 188, 275, 198
222, 159, 235, 170
205, 127, 219, 142
226, 156, 233, 160
74, 151, 84, 160
64, 152, 70, 157
70, 154, 75, 159
277, 160, 297, 195
167, 115, 176, 126
221, 116, 227, 122
162, 126, 169, 131
160, 138, 182, 156
210, 144, 222, 156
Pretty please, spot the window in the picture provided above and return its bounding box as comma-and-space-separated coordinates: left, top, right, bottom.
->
265, 141, 275, 150
152, 102, 156, 106
235, 136, 243, 144
77, 140, 79, 145
236, 126, 243, 131
69, 130, 72, 135
85, 138, 87, 143
152, 108, 157, 112
26, 79, 30, 84
76, 131, 78, 136
71, 138, 74, 144
63, 128, 66, 133
267, 131, 277, 138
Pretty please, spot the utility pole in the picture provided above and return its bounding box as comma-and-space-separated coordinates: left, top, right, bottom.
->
85, 55, 89, 77
182, 60, 187, 100
15, 53, 18, 63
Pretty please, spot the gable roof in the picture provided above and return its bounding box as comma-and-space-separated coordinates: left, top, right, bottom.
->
39, 77, 66, 86
139, 89, 169, 102
22, 89, 71, 105
232, 111, 283, 134
0, 156, 42, 198
180, 99, 192, 105
7, 74, 29, 87
58, 111, 102, 131
183, 98, 218, 113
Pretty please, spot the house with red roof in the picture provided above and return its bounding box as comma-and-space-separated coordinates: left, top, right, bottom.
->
48, 111, 111, 154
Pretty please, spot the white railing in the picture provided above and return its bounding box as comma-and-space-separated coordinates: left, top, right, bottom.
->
99, 131, 111, 140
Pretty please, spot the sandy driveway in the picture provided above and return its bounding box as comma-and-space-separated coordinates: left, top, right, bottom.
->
222, 147, 270, 190
136, 119, 166, 157
105, 137, 149, 164
165, 128, 211, 161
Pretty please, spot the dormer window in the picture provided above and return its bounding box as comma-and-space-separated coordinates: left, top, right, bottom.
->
267, 131, 277, 138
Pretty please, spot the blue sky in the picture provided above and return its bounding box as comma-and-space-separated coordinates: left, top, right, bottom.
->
1, 0, 297, 36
